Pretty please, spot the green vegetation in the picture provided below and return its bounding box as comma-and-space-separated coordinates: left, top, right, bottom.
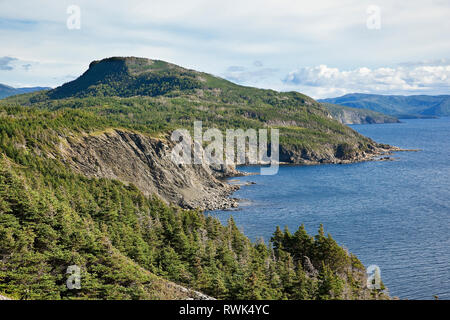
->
2, 57, 378, 161
0, 57, 388, 300
0, 154, 378, 299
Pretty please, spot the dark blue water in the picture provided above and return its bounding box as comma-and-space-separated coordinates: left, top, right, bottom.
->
210, 118, 450, 300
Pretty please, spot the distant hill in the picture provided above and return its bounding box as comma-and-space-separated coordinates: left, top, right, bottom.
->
319, 93, 450, 118
45, 57, 209, 99
322, 102, 400, 124
0, 83, 50, 99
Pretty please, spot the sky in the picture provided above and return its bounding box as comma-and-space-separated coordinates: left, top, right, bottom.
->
0, 0, 449, 99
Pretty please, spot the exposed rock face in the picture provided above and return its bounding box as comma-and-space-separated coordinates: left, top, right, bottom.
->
321, 102, 400, 124
330, 108, 399, 124
56, 129, 399, 211
279, 142, 397, 165
59, 129, 239, 210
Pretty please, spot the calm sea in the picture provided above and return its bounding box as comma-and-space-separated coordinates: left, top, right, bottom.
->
210, 118, 450, 300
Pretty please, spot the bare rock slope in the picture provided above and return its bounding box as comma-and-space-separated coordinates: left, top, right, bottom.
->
57, 128, 399, 210
59, 129, 238, 210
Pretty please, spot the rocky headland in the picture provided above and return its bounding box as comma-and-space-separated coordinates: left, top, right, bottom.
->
55, 128, 403, 211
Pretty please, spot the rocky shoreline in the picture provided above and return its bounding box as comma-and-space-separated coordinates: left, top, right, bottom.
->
205, 144, 414, 211
55, 129, 413, 212
58, 129, 247, 212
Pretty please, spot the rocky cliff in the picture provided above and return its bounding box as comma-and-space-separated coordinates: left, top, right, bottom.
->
279, 141, 396, 164
54, 128, 398, 211
322, 102, 400, 124
58, 129, 239, 211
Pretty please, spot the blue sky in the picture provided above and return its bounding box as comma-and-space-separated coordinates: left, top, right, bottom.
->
0, 0, 449, 98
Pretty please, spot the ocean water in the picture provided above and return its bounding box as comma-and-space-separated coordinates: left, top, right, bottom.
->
210, 118, 450, 300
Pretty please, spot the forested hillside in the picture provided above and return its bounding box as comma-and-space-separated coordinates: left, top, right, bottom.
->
0, 57, 390, 300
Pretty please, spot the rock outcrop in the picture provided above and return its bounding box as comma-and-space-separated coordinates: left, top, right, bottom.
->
279, 142, 398, 165
322, 102, 400, 124
59, 129, 239, 211
56, 129, 399, 211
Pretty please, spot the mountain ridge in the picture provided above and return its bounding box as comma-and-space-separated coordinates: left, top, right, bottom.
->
46, 56, 210, 99
0, 83, 51, 99
319, 93, 450, 117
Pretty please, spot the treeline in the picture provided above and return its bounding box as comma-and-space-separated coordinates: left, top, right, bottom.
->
0, 158, 378, 299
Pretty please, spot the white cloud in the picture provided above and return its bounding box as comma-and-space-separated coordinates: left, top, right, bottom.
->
0, 0, 449, 93
223, 64, 279, 84
283, 62, 450, 98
